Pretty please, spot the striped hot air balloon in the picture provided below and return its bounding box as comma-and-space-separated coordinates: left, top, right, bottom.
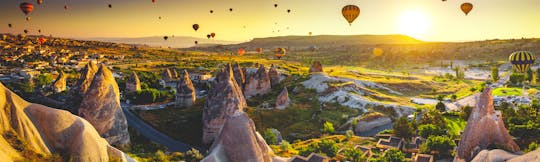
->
20, 3, 34, 15
342, 5, 360, 26
274, 48, 286, 59
509, 51, 535, 73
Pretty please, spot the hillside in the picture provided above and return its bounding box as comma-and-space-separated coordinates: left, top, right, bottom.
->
85, 36, 239, 48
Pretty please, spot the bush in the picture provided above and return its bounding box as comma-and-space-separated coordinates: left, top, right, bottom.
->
185, 148, 203, 162
460, 105, 473, 120
128, 88, 175, 105
323, 121, 335, 134
393, 116, 412, 139
264, 128, 278, 145
435, 102, 446, 112
345, 130, 354, 140
418, 124, 445, 139
154, 150, 168, 162
379, 148, 406, 162
420, 135, 456, 158
342, 148, 365, 162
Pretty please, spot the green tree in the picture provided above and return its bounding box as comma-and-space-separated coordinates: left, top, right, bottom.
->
509, 72, 526, 85
420, 108, 447, 128
420, 135, 456, 158
393, 116, 412, 139
342, 148, 365, 162
323, 121, 335, 134
418, 124, 445, 139
491, 66, 500, 81
36, 73, 54, 87
460, 105, 473, 120
345, 130, 354, 140
451, 94, 457, 101
526, 142, 539, 153
318, 139, 339, 157
185, 148, 203, 162
436, 102, 446, 112
264, 128, 278, 145
526, 68, 534, 82
536, 68, 540, 83
380, 149, 406, 162
280, 140, 293, 152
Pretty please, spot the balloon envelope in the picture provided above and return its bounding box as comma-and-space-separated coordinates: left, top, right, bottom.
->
192, 24, 199, 31
461, 3, 473, 15
163, 36, 168, 40
342, 5, 360, 25
256, 48, 263, 53
38, 37, 46, 44
37, 0, 43, 5
509, 51, 535, 73
238, 48, 245, 56
211, 33, 216, 38
274, 48, 287, 59
20, 3, 34, 15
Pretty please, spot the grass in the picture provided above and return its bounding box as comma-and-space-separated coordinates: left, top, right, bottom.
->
443, 114, 467, 138
270, 135, 376, 158
492, 87, 523, 96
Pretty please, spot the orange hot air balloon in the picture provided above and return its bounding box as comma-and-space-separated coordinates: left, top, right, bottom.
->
256, 48, 263, 53
20, 3, 34, 15
210, 33, 216, 38
342, 5, 360, 26
38, 37, 46, 44
274, 48, 286, 59
237, 48, 245, 56
37, 0, 43, 5
461, 3, 473, 15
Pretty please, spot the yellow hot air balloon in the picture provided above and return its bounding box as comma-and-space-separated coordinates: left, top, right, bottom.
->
342, 5, 360, 26
274, 48, 286, 59
373, 48, 384, 56
509, 51, 535, 73
461, 3, 473, 15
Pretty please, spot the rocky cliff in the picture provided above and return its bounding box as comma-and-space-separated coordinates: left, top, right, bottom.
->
244, 64, 271, 99
52, 70, 67, 93
176, 70, 196, 108
455, 88, 520, 161
0, 82, 131, 161
125, 71, 141, 92
78, 64, 130, 145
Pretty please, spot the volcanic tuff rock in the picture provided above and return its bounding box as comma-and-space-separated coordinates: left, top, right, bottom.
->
244, 64, 271, 99
176, 70, 196, 108
202, 64, 247, 144
125, 71, 141, 92
275, 87, 291, 110
455, 88, 520, 161
471, 148, 540, 162
170, 68, 179, 79
202, 111, 286, 162
162, 68, 174, 81
0, 82, 132, 161
52, 70, 67, 93
268, 64, 281, 87
232, 62, 245, 89
78, 64, 130, 145
309, 61, 323, 73
74, 61, 99, 95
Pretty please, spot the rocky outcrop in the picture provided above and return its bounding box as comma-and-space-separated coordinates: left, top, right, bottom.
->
125, 71, 141, 93
507, 148, 540, 162
170, 68, 179, 79
202, 64, 247, 144
455, 88, 520, 161
73, 61, 99, 95
232, 63, 245, 89
176, 70, 196, 108
354, 115, 392, 134
471, 148, 540, 162
275, 87, 291, 110
244, 65, 271, 99
309, 61, 323, 73
162, 68, 174, 81
268, 65, 281, 87
0, 82, 131, 161
52, 70, 67, 93
78, 64, 130, 145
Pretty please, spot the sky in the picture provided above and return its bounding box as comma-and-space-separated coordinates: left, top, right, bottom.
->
1, 0, 540, 42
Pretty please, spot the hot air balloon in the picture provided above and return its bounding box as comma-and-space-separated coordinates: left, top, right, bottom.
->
158, 16, 162, 19
309, 32, 312, 36
64, 5, 68, 10
8, 24, 12, 28
24, 29, 29, 34
274, 48, 286, 59
509, 51, 535, 73
274, 4, 278, 8
342, 5, 360, 26
373, 48, 384, 56
163, 36, 168, 40
195, 41, 198, 45
20, 3, 34, 15
309, 45, 317, 52
152, 0, 156, 3
38, 37, 46, 44
237, 48, 245, 56
210, 10, 214, 14
207, 34, 211, 39
108, 4, 112, 8
192, 24, 199, 31
37, 0, 43, 5
287, 9, 291, 13
211, 33, 216, 38
256, 48, 263, 53
461, 3, 473, 15
38, 29, 41, 33
229, 8, 233, 12
26, 17, 31, 21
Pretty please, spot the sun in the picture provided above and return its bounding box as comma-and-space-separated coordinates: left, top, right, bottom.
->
397, 10, 431, 39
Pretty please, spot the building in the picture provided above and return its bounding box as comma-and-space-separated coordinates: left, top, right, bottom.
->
290, 153, 329, 162
376, 137, 403, 150
412, 153, 434, 162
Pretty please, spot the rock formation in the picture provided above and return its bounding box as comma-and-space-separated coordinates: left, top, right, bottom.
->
0, 82, 132, 161
52, 70, 67, 93
455, 88, 520, 161
78, 64, 130, 145
162, 68, 174, 81
232, 63, 245, 89
202, 64, 247, 144
243, 64, 271, 99
471, 148, 540, 162
73, 61, 99, 95
176, 70, 196, 108
268, 65, 281, 87
309, 61, 323, 73
170, 68, 179, 79
275, 87, 291, 110
125, 71, 141, 92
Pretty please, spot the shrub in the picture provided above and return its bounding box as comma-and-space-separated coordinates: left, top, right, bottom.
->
323, 121, 335, 134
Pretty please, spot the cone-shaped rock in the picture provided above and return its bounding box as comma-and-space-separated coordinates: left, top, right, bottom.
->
244, 64, 271, 99
162, 68, 174, 81
455, 88, 520, 161
52, 70, 67, 93
74, 61, 98, 95
0, 82, 132, 161
170, 68, 179, 79
275, 87, 291, 110
125, 71, 141, 93
232, 63, 245, 89
176, 70, 196, 108
268, 64, 281, 87
79, 64, 130, 145
202, 64, 247, 144
309, 61, 323, 73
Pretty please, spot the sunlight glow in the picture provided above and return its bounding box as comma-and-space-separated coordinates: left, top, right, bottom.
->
397, 10, 431, 40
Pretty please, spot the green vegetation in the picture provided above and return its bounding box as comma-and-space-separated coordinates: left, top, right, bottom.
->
322, 121, 335, 135
126, 88, 175, 105
372, 148, 406, 162
264, 128, 279, 145
418, 124, 445, 139
492, 66, 500, 81
492, 87, 523, 96
420, 135, 456, 158
393, 116, 413, 139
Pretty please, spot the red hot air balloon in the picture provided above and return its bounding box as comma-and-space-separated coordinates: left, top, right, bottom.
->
20, 3, 34, 15
192, 24, 199, 31
37, 0, 43, 5
237, 48, 245, 56
38, 37, 46, 44
210, 33, 216, 38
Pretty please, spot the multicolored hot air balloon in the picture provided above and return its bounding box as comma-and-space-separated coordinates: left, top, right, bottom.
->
20, 2, 34, 15
461, 3, 473, 15
342, 5, 360, 26
210, 33, 216, 38
64, 5, 68, 10
192, 24, 199, 31
274, 48, 286, 59
256, 48, 263, 53
509, 51, 535, 73
24, 29, 29, 34
108, 4, 112, 8
37, 0, 43, 5
237, 48, 245, 56
38, 37, 46, 44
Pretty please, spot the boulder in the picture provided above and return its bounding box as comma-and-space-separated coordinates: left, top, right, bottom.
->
125, 71, 141, 93
268, 65, 281, 87
176, 70, 196, 108
0, 82, 132, 161
354, 115, 392, 134
309, 61, 323, 73
244, 65, 271, 99
78, 64, 130, 145
455, 88, 520, 161
202, 64, 247, 144
52, 70, 67, 93
275, 87, 291, 110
